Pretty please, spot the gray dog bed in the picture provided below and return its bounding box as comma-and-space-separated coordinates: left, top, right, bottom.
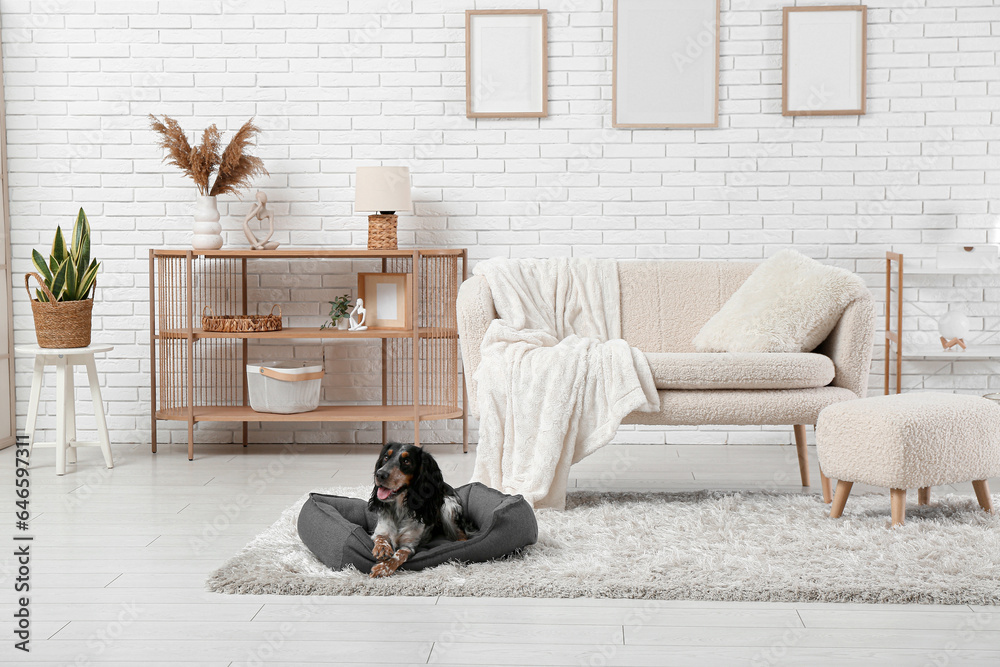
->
297, 482, 538, 574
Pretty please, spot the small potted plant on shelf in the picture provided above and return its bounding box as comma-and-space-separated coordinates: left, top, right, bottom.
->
26, 208, 101, 348
321, 294, 353, 330
148, 115, 268, 251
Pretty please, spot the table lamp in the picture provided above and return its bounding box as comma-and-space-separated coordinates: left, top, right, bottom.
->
354, 166, 412, 250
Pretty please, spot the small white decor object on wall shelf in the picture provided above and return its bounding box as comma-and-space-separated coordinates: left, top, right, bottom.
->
938, 309, 971, 351
242, 191, 279, 251
348, 298, 368, 332
936, 245, 1000, 272
782, 5, 867, 116
465, 9, 548, 118
613, 0, 720, 129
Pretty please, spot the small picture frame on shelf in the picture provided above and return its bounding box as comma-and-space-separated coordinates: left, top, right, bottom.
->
357, 273, 412, 330
782, 5, 867, 116
465, 9, 548, 118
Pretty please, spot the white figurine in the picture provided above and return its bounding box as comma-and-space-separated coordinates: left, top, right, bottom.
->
243, 191, 280, 250
348, 298, 368, 331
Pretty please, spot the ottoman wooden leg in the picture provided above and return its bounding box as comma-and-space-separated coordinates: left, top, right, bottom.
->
793, 425, 810, 487
830, 480, 853, 518
918, 487, 931, 505
891, 489, 906, 527
819, 465, 832, 504
972, 480, 993, 514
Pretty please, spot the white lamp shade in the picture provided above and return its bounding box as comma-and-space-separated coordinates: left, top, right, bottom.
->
354, 166, 412, 213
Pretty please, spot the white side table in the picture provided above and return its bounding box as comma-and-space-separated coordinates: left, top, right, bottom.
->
16, 344, 114, 476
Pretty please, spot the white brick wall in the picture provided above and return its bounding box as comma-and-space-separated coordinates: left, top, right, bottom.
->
4, 0, 999, 448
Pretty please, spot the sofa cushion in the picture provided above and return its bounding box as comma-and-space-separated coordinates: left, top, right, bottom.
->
645, 352, 835, 390
622, 386, 858, 426
692, 250, 869, 353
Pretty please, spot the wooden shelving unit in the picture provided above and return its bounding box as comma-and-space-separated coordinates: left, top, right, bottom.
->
149, 248, 467, 460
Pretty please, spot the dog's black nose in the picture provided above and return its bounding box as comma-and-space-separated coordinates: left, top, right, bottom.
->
375, 468, 388, 482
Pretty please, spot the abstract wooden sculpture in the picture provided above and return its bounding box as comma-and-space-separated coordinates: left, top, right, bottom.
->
243, 191, 280, 250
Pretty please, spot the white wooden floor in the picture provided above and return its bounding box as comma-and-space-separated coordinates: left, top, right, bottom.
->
3, 439, 999, 666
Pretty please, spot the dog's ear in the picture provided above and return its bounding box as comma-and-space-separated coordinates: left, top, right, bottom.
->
406, 450, 444, 525
367, 486, 381, 512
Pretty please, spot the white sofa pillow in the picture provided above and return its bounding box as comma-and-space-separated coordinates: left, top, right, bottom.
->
693, 250, 869, 353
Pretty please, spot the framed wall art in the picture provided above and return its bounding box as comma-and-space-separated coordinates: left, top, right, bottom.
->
357, 273, 412, 330
782, 5, 867, 116
465, 9, 548, 118
613, 0, 719, 129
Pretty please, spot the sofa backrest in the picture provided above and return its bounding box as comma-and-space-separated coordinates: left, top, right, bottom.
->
619, 260, 759, 353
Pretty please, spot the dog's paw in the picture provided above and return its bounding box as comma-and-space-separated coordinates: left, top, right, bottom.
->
370, 562, 394, 578
372, 537, 393, 561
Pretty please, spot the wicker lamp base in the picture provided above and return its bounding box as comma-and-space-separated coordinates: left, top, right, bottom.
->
367, 214, 398, 250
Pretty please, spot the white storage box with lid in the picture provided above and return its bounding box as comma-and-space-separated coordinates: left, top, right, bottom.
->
246, 362, 324, 414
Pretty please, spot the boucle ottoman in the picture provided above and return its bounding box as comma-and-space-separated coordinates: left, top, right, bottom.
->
816, 392, 1000, 526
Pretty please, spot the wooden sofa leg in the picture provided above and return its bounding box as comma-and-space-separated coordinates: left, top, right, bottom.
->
918, 487, 931, 506
793, 425, 809, 487
819, 466, 832, 504
972, 480, 993, 514
830, 480, 853, 518
890, 489, 906, 527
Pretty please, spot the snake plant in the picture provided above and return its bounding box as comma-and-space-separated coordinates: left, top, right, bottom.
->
31, 208, 100, 302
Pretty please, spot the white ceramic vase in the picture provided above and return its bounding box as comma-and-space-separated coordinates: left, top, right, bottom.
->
192, 195, 223, 250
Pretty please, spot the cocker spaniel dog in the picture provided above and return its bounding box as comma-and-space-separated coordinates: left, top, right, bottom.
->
368, 442, 474, 578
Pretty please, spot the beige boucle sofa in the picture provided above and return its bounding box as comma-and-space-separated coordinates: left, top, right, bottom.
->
456, 260, 877, 494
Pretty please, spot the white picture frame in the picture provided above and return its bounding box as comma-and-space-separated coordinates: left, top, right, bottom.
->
613, 0, 720, 129
782, 5, 867, 116
466, 10, 548, 119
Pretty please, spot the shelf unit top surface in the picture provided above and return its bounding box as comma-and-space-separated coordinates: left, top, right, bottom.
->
151, 247, 465, 258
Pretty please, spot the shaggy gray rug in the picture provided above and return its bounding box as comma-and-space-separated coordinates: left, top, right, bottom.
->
207, 486, 1000, 604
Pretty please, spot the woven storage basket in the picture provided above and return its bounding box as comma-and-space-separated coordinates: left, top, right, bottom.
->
367, 214, 398, 250
202, 305, 282, 333
25, 272, 94, 349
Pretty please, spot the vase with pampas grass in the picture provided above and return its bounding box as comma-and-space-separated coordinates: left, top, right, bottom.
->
149, 116, 268, 250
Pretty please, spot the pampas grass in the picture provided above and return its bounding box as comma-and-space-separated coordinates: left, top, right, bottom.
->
211, 120, 267, 197
149, 115, 267, 197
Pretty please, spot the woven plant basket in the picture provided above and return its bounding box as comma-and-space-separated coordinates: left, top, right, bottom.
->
25, 272, 94, 349
367, 214, 398, 250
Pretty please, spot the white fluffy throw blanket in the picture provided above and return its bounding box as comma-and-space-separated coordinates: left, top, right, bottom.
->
471, 258, 660, 509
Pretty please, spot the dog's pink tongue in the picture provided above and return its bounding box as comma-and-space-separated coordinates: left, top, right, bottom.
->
377, 487, 392, 501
